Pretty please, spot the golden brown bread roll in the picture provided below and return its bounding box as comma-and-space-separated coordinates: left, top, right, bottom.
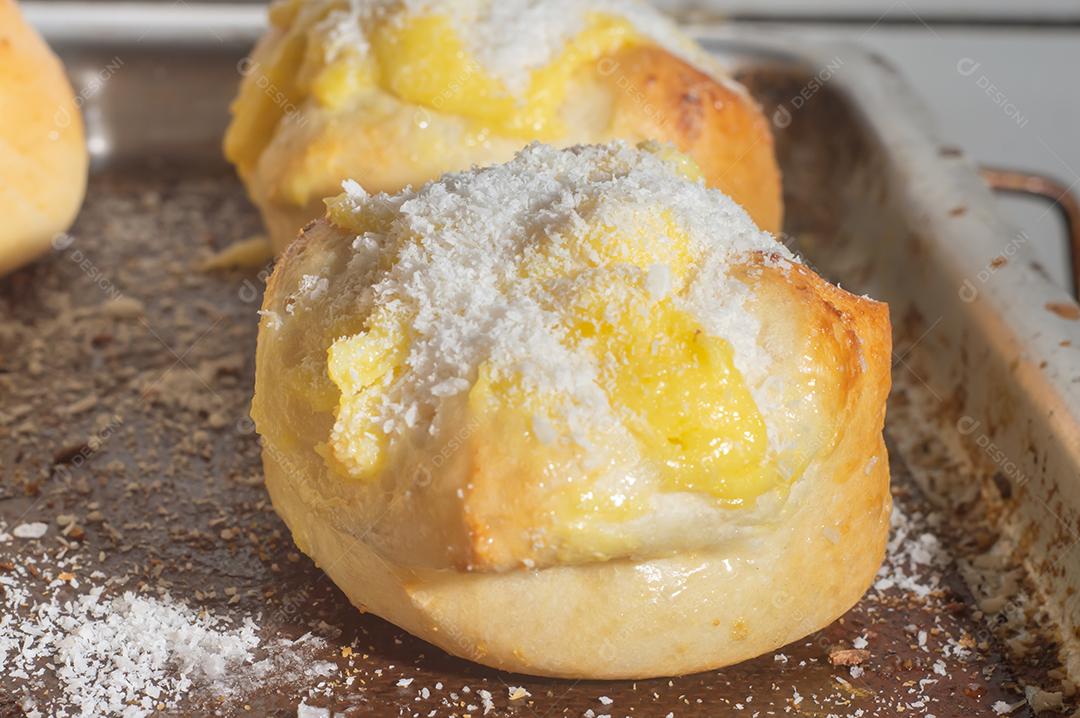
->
251, 143, 891, 678
224, 0, 782, 253
0, 0, 88, 275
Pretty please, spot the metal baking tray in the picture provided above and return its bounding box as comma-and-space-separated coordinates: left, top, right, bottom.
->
2, 3, 1076, 716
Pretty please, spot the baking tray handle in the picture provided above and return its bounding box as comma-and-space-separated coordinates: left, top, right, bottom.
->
979, 166, 1080, 299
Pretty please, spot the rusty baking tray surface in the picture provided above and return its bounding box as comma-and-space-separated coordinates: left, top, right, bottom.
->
2, 4, 1076, 717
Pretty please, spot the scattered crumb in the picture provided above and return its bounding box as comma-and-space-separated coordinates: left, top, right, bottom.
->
199, 235, 273, 271
508, 686, 531, 701
12, 523, 48, 540
828, 648, 871, 667
1046, 301, 1080, 320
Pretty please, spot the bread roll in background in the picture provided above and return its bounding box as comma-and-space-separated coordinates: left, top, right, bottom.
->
0, 0, 88, 276
225, 0, 783, 254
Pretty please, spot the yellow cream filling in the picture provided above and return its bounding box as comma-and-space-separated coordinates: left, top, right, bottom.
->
372, 12, 637, 138
325, 309, 405, 478
321, 151, 785, 505
565, 274, 779, 504
225, 2, 639, 176
324, 269, 779, 503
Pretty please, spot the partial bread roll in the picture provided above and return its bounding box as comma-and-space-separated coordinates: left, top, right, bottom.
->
251, 143, 892, 678
0, 0, 88, 275
225, 0, 782, 253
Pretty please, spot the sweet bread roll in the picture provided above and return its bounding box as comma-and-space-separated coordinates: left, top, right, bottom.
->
251, 142, 891, 679
0, 0, 88, 275
225, 0, 782, 253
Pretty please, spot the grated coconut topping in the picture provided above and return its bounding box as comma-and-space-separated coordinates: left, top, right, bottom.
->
0, 547, 332, 718
315, 0, 713, 94
319, 142, 790, 443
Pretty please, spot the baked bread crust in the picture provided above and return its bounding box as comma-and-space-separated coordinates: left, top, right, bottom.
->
225, 0, 782, 252
260, 261, 890, 679
251, 144, 890, 678
602, 45, 782, 238
0, 0, 87, 275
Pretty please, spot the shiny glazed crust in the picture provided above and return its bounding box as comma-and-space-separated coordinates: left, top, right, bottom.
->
229, 30, 782, 252
254, 214, 891, 677
0, 0, 87, 275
